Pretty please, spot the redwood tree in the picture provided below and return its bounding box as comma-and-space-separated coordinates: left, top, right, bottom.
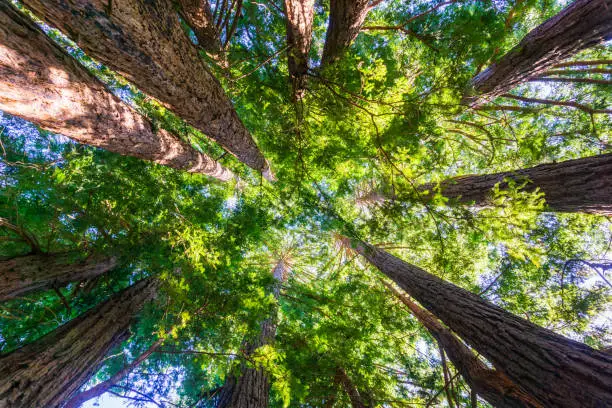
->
0, 2, 234, 181
284, 0, 315, 99
0, 278, 157, 408
20, 0, 272, 178
0, 253, 117, 302
178, 0, 222, 55
354, 241, 612, 407
464, 0, 612, 106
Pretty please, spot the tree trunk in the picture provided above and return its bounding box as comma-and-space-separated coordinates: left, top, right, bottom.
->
382, 280, 540, 408
0, 2, 234, 181
335, 368, 366, 408
20, 0, 273, 178
283, 0, 315, 99
465, 0, 612, 106
63, 337, 163, 408
0, 278, 157, 408
353, 242, 612, 408
321, 0, 375, 67
217, 260, 288, 408
428, 153, 612, 215
0, 253, 117, 302
178, 0, 221, 54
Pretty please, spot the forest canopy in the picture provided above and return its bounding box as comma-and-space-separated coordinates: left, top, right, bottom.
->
0, 0, 611, 407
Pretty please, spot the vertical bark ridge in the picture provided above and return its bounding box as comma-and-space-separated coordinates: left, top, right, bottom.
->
0, 2, 234, 181
284, 0, 315, 100
382, 280, 540, 408
355, 242, 612, 408
0, 253, 117, 302
321, 0, 377, 67
0, 278, 158, 408
178, 0, 222, 54
19, 0, 273, 178
465, 0, 612, 106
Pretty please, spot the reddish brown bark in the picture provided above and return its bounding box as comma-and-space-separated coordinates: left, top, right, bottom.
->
20, 0, 273, 178
382, 280, 540, 408
178, 0, 222, 54
335, 368, 366, 408
0, 278, 157, 408
217, 260, 288, 408
284, 0, 315, 99
0, 2, 234, 181
465, 0, 612, 106
354, 242, 612, 407
428, 153, 612, 215
0, 253, 117, 302
321, 0, 379, 67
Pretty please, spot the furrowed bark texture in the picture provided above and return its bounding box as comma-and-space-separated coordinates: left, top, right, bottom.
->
356, 243, 612, 408
383, 281, 540, 408
321, 0, 373, 67
19, 0, 271, 177
0, 2, 234, 181
284, 0, 315, 99
217, 260, 288, 408
428, 153, 612, 215
0, 278, 157, 408
0, 253, 117, 302
335, 368, 366, 408
465, 0, 612, 106
178, 0, 221, 54
63, 338, 163, 408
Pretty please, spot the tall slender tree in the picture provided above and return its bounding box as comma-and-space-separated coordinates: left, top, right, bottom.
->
178, 0, 222, 55
0, 278, 157, 408
464, 0, 612, 106
321, 0, 381, 67
352, 241, 612, 407
19, 0, 273, 178
0, 2, 234, 181
284, 0, 315, 99
0, 253, 117, 302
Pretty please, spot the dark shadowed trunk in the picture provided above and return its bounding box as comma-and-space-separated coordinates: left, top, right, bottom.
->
0, 2, 234, 181
426, 153, 612, 215
63, 338, 163, 408
382, 280, 540, 408
0, 253, 117, 302
353, 242, 612, 407
178, 0, 221, 54
465, 0, 612, 106
217, 260, 288, 408
0, 278, 157, 408
284, 0, 315, 99
335, 368, 366, 408
20, 0, 273, 178
321, 0, 378, 67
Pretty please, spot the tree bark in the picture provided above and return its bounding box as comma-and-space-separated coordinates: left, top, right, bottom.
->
321, 0, 377, 67
0, 253, 117, 302
19, 0, 273, 178
0, 278, 157, 408
178, 0, 222, 54
62, 337, 163, 408
382, 280, 540, 408
283, 0, 315, 99
217, 260, 288, 408
0, 2, 234, 181
354, 242, 612, 408
335, 368, 366, 408
427, 153, 612, 215
464, 0, 612, 106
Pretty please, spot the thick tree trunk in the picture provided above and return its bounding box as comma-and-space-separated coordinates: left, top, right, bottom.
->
0, 253, 117, 302
354, 242, 612, 408
178, 0, 221, 54
428, 153, 612, 215
19, 0, 272, 178
321, 0, 375, 67
465, 0, 612, 106
0, 2, 234, 181
284, 0, 315, 99
0, 278, 157, 408
217, 260, 287, 408
335, 368, 366, 408
382, 280, 540, 408
63, 338, 163, 408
